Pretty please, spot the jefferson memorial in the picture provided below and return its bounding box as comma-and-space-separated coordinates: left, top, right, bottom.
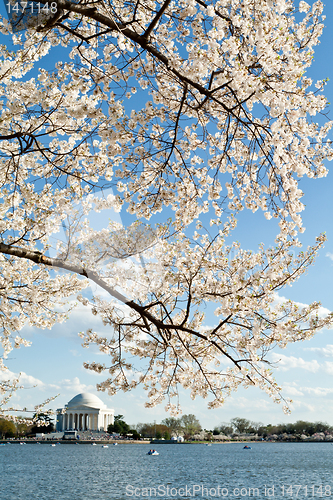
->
56, 393, 114, 432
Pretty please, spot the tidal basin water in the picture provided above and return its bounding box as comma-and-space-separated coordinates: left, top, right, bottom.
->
1, 442, 333, 500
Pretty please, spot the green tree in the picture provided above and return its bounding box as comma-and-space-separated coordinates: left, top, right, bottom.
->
30, 413, 54, 435
128, 429, 141, 440
107, 415, 130, 435
248, 421, 264, 434
230, 418, 253, 434
161, 417, 182, 436
136, 423, 170, 439
0, 419, 16, 438
16, 417, 33, 437
180, 414, 202, 438
217, 424, 234, 436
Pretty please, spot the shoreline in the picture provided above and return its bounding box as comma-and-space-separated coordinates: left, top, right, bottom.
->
1, 439, 332, 445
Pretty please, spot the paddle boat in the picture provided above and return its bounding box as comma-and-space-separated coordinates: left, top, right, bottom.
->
243, 445, 251, 449
102, 445, 109, 448
147, 449, 159, 455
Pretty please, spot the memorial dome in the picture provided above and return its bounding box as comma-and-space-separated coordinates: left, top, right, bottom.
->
66, 392, 106, 409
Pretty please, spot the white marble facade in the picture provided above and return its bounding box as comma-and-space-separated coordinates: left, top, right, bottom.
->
56, 393, 114, 432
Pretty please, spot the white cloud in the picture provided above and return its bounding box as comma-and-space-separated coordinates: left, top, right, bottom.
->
0, 369, 45, 388
0, 371, 94, 399
305, 344, 333, 358
285, 399, 317, 412
55, 376, 95, 394
273, 293, 331, 318
20, 299, 115, 341
282, 383, 304, 397
323, 361, 333, 376
301, 386, 333, 397
270, 353, 321, 373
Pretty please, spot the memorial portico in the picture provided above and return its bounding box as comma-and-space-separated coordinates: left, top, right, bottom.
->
56, 393, 114, 432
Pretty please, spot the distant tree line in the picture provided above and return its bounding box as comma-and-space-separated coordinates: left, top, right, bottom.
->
0, 413, 54, 439
107, 415, 140, 439
213, 418, 333, 437
3, 412, 331, 441
136, 414, 202, 440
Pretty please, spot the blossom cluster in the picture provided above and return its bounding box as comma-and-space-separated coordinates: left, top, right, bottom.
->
0, 0, 332, 413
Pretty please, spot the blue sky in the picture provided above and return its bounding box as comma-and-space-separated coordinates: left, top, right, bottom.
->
2, 1, 333, 431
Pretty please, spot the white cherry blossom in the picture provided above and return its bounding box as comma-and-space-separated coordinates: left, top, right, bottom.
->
0, 0, 332, 415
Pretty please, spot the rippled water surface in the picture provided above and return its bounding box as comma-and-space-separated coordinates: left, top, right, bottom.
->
1, 442, 333, 499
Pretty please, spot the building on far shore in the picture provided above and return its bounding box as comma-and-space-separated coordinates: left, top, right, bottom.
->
56, 392, 114, 432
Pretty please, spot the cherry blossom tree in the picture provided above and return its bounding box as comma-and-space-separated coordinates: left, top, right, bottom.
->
0, 0, 332, 416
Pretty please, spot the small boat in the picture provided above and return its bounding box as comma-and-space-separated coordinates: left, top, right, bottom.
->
113, 443, 118, 446
102, 445, 108, 448
50, 444, 56, 447
91, 443, 97, 446
243, 445, 251, 449
147, 450, 159, 455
